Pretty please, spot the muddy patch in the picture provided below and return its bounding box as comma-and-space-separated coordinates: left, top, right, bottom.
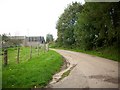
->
60, 57, 69, 71
89, 75, 119, 84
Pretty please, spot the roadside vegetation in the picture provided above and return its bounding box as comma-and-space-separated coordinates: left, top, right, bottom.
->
2, 47, 63, 88
50, 44, 119, 61
51, 2, 119, 62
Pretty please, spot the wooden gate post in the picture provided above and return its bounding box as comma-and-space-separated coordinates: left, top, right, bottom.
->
17, 47, 20, 64
4, 49, 8, 66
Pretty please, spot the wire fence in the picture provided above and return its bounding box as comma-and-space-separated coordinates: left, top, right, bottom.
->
2, 44, 49, 66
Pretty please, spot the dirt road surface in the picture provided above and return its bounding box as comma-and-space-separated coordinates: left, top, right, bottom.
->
50, 49, 119, 88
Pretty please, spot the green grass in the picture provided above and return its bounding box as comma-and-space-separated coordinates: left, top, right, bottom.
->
53, 46, 119, 62
0, 51, 2, 89
2, 47, 63, 88
6, 47, 40, 65
60, 70, 70, 80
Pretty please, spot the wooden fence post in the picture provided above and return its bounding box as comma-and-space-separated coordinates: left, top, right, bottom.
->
30, 45, 32, 59
4, 49, 8, 66
38, 45, 39, 56
48, 43, 49, 51
17, 47, 20, 64
44, 43, 46, 53
46, 43, 49, 52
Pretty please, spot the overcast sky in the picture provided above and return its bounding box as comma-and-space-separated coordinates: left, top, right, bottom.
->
0, 0, 85, 39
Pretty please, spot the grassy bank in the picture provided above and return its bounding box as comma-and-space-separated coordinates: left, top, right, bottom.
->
2, 48, 63, 88
52, 46, 119, 62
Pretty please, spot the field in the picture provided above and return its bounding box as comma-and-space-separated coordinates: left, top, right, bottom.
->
2, 47, 63, 88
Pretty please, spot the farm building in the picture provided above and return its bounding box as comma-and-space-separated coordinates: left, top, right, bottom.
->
1, 35, 45, 48
23, 36, 45, 47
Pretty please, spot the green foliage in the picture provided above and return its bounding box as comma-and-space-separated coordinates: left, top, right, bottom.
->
55, 2, 120, 61
56, 2, 120, 52
2, 34, 9, 42
1, 34, 22, 48
2, 48, 63, 88
46, 34, 54, 43
56, 2, 83, 47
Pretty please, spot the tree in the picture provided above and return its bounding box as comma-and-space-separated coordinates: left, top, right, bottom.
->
1, 34, 10, 48
56, 2, 120, 51
74, 2, 120, 50
56, 2, 83, 48
46, 34, 54, 43
1, 34, 23, 48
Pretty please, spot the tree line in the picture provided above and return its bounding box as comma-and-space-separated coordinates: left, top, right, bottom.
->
56, 2, 120, 51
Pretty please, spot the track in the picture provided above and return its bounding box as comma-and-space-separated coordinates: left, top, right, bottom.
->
50, 49, 119, 88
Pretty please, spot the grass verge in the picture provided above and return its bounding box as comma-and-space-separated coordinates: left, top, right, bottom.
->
53, 46, 119, 62
2, 48, 63, 88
